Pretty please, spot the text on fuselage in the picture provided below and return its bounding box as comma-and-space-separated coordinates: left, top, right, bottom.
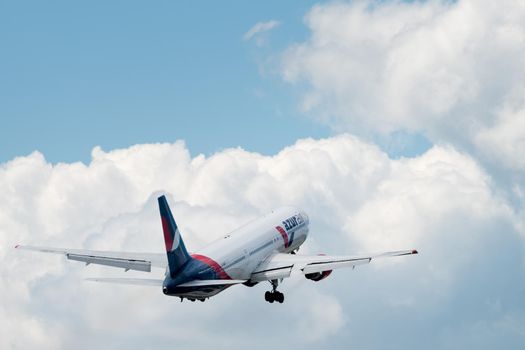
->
282, 214, 304, 232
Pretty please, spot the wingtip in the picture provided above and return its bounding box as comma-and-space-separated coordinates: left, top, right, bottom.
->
14, 244, 20, 249
412, 249, 418, 254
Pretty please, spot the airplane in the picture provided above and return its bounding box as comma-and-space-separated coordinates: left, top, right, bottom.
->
16, 195, 418, 303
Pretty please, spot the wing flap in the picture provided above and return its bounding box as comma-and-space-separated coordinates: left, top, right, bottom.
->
68, 253, 151, 272
16, 245, 166, 271
301, 258, 371, 274
249, 266, 293, 282
300, 249, 418, 275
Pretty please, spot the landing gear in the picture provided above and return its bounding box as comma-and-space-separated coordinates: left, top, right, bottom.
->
264, 291, 284, 303
264, 280, 284, 304
180, 297, 207, 303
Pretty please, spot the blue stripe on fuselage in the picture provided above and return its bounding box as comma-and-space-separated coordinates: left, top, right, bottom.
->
288, 231, 295, 247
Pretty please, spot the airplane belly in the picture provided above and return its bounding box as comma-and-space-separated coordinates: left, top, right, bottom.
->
170, 284, 231, 299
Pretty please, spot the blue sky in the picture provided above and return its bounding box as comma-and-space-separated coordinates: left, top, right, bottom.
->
1, 0, 328, 163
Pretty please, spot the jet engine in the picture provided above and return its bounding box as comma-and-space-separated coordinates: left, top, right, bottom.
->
305, 270, 332, 281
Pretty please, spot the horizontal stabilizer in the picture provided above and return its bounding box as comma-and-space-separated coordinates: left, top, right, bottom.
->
177, 279, 246, 287
85, 278, 164, 286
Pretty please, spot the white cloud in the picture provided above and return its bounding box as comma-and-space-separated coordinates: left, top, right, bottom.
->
296, 290, 345, 342
281, 0, 525, 176
2, 136, 524, 349
474, 86, 525, 171
243, 20, 280, 46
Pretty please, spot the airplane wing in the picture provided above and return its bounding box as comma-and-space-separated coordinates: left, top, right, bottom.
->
249, 249, 418, 282
15, 245, 166, 272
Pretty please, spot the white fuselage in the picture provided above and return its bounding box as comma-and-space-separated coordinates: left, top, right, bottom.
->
195, 206, 309, 280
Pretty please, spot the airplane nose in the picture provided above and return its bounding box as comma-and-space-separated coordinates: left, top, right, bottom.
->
300, 210, 309, 225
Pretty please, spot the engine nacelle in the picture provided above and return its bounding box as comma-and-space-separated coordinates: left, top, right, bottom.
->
305, 270, 332, 282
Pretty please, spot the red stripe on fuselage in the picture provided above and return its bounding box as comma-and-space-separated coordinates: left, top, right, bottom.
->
191, 254, 231, 280
276, 226, 289, 248
161, 216, 173, 252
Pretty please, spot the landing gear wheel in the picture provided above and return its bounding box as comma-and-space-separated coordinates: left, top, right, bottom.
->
275, 292, 284, 303
264, 291, 276, 303
264, 280, 285, 304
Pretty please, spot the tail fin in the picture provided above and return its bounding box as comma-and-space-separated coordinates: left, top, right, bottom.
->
158, 195, 191, 277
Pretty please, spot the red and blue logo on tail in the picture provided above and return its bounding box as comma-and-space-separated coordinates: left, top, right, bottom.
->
158, 195, 191, 277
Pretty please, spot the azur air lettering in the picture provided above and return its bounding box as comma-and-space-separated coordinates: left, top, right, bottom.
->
282, 214, 304, 232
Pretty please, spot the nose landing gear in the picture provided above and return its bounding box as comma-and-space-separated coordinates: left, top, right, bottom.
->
264, 279, 284, 304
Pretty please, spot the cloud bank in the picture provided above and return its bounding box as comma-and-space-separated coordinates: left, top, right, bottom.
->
2, 135, 524, 349
282, 0, 525, 175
